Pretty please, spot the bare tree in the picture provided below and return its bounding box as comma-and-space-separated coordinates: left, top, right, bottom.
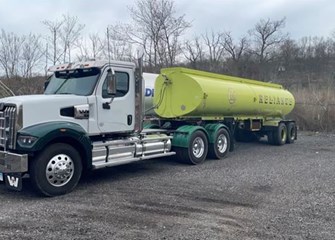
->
183, 37, 204, 68
128, 0, 191, 69
0, 29, 25, 79
222, 32, 250, 76
89, 33, 104, 60
43, 14, 84, 64
76, 33, 104, 61
202, 31, 225, 71
105, 25, 133, 61
249, 18, 288, 63
60, 14, 85, 63
20, 33, 44, 78
223, 32, 249, 63
42, 18, 64, 65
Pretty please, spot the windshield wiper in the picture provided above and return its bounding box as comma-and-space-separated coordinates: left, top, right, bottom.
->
54, 78, 70, 94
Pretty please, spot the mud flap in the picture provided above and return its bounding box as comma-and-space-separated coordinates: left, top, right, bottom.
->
4, 173, 22, 191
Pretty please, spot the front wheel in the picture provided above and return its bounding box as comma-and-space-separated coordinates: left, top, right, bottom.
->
30, 143, 83, 196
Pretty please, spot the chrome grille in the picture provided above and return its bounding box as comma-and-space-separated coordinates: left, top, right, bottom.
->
0, 106, 17, 150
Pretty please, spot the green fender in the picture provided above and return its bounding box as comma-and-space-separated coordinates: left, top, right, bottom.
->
16, 121, 92, 169
172, 125, 208, 148
204, 123, 229, 144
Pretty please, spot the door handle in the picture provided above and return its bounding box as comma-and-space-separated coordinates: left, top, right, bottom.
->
127, 115, 132, 125
102, 102, 110, 109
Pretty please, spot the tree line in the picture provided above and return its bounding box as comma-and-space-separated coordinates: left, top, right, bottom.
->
0, 0, 335, 131
0, 0, 334, 87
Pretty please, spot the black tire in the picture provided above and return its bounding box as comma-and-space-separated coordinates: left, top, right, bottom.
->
30, 143, 83, 197
176, 130, 208, 165
208, 128, 230, 159
272, 123, 287, 146
286, 122, 296, 144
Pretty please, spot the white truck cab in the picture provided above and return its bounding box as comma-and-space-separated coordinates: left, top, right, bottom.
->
0, 60, 174, 196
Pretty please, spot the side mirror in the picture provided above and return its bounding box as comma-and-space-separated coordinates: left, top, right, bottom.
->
107, 69, 116, 96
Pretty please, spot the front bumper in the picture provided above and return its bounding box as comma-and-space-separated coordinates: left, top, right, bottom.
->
0, 151, 28, 173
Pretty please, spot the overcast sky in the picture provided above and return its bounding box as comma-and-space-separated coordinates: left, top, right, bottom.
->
0, 0, 334, 40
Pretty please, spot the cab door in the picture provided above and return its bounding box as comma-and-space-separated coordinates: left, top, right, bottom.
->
96, 67, 135, 133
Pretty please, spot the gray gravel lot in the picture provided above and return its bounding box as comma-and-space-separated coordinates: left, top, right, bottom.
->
0, 131, 334, 240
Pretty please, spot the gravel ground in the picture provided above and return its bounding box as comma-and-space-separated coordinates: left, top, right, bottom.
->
0, 131, 334, 240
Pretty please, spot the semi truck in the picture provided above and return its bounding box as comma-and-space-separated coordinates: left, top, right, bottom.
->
0, 59, 296, 196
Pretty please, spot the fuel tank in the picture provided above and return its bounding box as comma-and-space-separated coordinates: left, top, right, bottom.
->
153, 68, 295, 119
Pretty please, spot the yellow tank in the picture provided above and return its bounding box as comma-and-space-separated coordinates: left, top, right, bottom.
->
154, 68, 295, 119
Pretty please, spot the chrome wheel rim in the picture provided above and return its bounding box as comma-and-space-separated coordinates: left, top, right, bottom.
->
46, 154, 74, 187
192, 137, 205, 158
217, 134, 228, 153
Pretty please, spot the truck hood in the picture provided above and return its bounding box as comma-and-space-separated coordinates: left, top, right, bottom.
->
1, 94, 89, 130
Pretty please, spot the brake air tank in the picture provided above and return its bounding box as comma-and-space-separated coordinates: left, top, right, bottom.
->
153, 68, 295, 119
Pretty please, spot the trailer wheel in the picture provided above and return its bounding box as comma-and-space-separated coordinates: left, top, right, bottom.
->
177, 130, 208, 165
286, 122, 296, 144
30, 143, 83, 197
272, 123, 287, 145
208, 128, 230, 159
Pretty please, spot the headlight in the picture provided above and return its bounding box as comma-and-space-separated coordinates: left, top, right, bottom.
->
17, 135, 38, 147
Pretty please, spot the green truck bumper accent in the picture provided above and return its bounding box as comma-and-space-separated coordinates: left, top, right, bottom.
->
17, 121, 90, 152
0, 151, 28, 173
172, 125, 208, 148
15, 121, 92, 170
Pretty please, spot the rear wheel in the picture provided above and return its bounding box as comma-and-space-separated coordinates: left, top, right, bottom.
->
208, 128, 230, 159
30, 143, 83, 197
176, 130, 208, 165
286, 122, 296, 144
272, 123, 287, 145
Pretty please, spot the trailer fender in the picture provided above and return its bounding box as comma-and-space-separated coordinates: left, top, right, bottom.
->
204, 123, 231, 159
172, 125, 208, 148
204, 124, 229, 144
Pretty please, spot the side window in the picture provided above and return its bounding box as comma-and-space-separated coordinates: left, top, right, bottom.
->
102, 71, 129, 98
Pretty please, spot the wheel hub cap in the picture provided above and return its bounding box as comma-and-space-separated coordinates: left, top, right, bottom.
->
46, 154, 74, 187
217, 134, 228, 153
193, 137, 205, 158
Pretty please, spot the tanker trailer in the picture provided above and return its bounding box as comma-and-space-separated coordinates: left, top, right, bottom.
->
152, 67, 296, 164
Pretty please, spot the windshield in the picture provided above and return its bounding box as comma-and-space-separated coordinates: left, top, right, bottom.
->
45, 67, 100, 96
